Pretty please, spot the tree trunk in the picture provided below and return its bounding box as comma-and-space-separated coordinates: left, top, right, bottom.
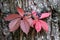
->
1, 0, 60, 40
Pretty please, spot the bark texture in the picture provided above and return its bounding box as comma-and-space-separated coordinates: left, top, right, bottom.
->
0, 0, 60, 40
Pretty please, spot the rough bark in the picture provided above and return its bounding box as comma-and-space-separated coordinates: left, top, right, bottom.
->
1, 0, 60, 40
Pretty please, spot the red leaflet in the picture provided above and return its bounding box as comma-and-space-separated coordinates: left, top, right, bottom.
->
20, 20, 30, 34
9, 18, 20, 32
39, 20, 48, 32
33, 20, 36, 25
35, 21, 41, 32
32, 19, 38, 26
16, 6, 24, 16
4, 14, 20, 21
26, 18, 33, 26
40, 12, 51, 19
31, 20, 36, 28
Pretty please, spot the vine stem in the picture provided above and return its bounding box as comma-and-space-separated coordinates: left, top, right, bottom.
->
31, 29, 35, 40
20, 30, 23, 40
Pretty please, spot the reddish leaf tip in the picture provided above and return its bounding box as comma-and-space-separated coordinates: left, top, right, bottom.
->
16, 6, 24, 16
39, 20, 48, 32
35, 20, 42, 32
40, 12, 51, 19
4, 14, 20, 21
20, 20, 30, 34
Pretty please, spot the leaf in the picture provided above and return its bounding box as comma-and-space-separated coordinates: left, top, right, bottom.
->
39, 20, 48, 32
33, 20, 36, 25
40, 12, 51, 19
20, 20, 30, 34
16, 6, 24, 16
23, 15, 33, 27
35, 20, 41, 32
32, 19, 39, 27
31, 20, 36, 28
9, 18, 20, 32
25, 18, 33, 27
4, 14, 20, 21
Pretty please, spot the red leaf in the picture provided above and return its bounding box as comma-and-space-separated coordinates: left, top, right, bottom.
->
39, 20, 48, 32
33, 20, 36, 25
40, 12, 51, 19
32, 20, 36, 28
26, 18, 33, 27
16, 6, 24, 16
35, 20, 41, 32
9, 18, 20, 32
20, 20, 30, 34
4, 14, 20, 21
32, 19, 39, 27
